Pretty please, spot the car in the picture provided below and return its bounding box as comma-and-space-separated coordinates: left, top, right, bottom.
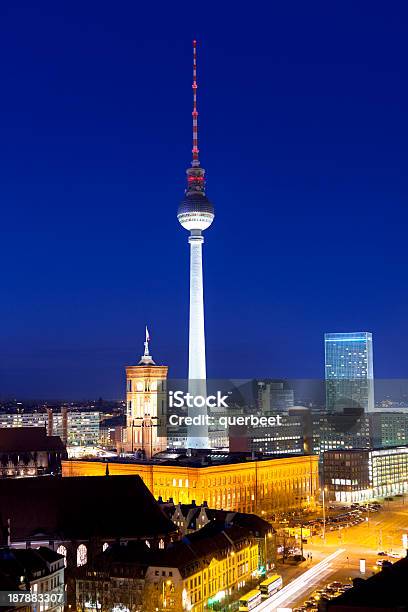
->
377, 551, 388, 556
388, 552, 401, 559
342, 584, 353, 590
376, 559, 393, 567
328, 581, 343, 589
303, 600, 318, 610
322, 592, 337, 600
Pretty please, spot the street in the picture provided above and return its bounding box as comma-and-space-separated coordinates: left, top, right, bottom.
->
256, 498, 408, 610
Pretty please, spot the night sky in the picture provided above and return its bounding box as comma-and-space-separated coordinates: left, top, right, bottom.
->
1, 1, 408, 398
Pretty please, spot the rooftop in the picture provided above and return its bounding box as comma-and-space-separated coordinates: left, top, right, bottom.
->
0, 547, 64, 589
0, 427, 66, 453
80, 522, 257, 580
0, 475, 177, 543
71, 449, 310, 468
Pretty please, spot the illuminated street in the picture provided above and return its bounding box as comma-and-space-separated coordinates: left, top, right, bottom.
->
258, 499, 408, 610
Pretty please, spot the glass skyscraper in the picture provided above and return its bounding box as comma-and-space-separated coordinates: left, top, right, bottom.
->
325, 332, 374, 413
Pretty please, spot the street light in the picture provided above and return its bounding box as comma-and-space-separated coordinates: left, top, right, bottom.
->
322, 486, 328, 542
366, 488, 373, 527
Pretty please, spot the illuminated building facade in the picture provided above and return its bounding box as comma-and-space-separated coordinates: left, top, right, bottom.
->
369, 411, 408, 447
123, 330, 168, 459
312, 411, 371, 454
323, 446, 408, 502
62, 452, 319, 515
0, 411, 47, 429
325, 332, 374, 413
75, 525, 259, 612
51, 409, 100, 447
0, 408, 100, 447
230, 413, 306, 456
161, 500, 275, 572
145, 525, 259, 612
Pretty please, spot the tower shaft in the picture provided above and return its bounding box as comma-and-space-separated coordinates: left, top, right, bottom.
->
188, 234, 206, 381
187, 234, 209, 447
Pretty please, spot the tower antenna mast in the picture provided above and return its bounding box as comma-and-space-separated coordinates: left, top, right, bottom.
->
192, 40, 199, 167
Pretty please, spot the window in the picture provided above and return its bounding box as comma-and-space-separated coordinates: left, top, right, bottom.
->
57, 545, 67, 568
77, 544, 87, 567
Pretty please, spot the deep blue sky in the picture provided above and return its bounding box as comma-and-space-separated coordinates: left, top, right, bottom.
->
1, 1, 408, 398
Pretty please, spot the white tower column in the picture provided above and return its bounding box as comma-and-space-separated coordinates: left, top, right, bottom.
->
188, 233, 206, 380
187, 232, 209, 448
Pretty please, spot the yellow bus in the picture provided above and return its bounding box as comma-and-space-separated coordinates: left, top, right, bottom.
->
259, 574, 283, 599
238, 589, 262, 611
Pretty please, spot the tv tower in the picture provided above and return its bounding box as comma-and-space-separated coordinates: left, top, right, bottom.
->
177, 41, 214, 449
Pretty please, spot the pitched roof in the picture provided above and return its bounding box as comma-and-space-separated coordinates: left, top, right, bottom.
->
147, 523, 255, 578
85, 523, 257, 581
0, 475, 177, 543
0, 427, 65, 453
0, 547, 63, 585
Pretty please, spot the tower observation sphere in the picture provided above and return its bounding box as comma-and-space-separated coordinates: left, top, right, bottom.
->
178, 41, 214, 449
177, 166, 215, 232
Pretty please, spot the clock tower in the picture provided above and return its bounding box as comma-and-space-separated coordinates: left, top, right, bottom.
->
123, 328, 168, 459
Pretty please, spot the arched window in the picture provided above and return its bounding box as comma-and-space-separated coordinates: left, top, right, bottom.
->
77, 544, 87, 567
159, 539, 164, 549
56, 545, 67, 567
102, 542, 109, 552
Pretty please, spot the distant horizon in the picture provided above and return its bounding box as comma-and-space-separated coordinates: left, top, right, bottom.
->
3, 377, 408, 406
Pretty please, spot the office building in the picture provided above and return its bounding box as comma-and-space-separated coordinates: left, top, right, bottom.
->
324, 332, 374, 413
257, 380, 294, 413
369, 411, 408, 447
323, 446, 408, 502
0, 409, 100, 448
312, 411, 371, 454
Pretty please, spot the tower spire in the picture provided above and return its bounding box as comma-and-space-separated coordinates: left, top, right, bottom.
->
139, 326, 155, 365
192, 40, 199, 167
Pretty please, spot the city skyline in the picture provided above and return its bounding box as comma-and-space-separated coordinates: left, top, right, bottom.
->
0, 5, 408, 609
1, 3, 408, 397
